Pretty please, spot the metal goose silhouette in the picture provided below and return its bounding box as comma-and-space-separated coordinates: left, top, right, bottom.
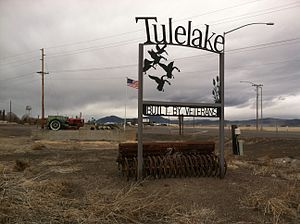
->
155, 44, 168, 55
159, 61, 180, 79
143, 58, 156, 73
148, 49, 167, 66
148, 75, 171, 92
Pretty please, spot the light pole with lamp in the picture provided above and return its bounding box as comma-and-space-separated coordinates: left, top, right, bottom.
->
240, 81, 263, 131
223, 22, 274, 156
224, 23, 274, 36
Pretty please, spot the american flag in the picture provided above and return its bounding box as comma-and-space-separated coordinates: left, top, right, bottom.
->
127, 78, 138, 89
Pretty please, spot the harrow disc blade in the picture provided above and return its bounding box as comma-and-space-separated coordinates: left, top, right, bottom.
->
118, 141, 227, 179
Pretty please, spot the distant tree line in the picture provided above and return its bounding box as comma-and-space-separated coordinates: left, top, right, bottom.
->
0, 109, 38, 124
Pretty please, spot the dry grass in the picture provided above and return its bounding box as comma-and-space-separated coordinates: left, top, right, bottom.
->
240, 183, 300, 224
229, 157, 300, 181
251, 164, 276, 176
0, 169, 218, 224
84, 181, 219, 224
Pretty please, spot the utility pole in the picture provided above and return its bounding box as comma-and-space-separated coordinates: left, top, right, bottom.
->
240, 81, 263, 132
9, 100, 11, 122
255, 85, 259, 131
37, 48, 49, 129
260, 86, 263, 131
254, 84, 263, 132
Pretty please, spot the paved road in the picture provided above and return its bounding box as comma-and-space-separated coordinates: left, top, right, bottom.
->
0, 124, 299, 139
144, 125, 300, 139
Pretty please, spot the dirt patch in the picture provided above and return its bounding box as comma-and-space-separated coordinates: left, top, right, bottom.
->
14, 159, 30, 172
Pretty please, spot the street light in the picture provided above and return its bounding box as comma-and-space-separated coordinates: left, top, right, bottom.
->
224, 23, 274, 53
224, 22, 274, 35
224, 22, 274, 131
240, 81, 263, 131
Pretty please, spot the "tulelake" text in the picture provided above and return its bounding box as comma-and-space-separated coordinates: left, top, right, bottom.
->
136, 17, 224, 53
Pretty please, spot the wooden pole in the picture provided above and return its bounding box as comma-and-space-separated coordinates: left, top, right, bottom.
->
37, 48, 48, 129
41, 48, 45, 129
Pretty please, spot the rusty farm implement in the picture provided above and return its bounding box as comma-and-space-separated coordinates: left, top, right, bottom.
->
117, 141, 227, 180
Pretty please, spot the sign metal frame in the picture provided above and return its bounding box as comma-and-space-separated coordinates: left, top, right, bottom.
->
136, 19, 225, 179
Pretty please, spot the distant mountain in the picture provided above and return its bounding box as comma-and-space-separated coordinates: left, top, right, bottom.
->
225, 118, 300, 127
96, 115, 170, 124
96, 115, 123, 124
147, 116, 170, 124
96, 115, 300, 126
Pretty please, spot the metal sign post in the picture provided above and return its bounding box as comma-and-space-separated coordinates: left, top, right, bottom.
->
137, 44, 144, 179
219, 52, 225, 178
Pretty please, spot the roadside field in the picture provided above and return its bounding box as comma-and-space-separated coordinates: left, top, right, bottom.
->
0, 124, 299, 223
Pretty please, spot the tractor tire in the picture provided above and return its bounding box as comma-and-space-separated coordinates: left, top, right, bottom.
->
49, 119, 61, 131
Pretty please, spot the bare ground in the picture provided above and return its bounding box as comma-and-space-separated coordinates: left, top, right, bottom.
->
0, 125, 299, 224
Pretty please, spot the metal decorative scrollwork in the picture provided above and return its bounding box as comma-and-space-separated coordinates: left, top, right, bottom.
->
212, 75, 220, 103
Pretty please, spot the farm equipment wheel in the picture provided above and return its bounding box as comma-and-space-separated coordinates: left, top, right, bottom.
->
49, 119, 61, 131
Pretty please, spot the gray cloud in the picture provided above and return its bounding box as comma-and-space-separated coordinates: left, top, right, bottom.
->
1, 0, 300, 120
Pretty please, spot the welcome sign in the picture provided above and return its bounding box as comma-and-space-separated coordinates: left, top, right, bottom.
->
136, 16, 222, 119
136, 17, 224, 53
135, 16, 225, 178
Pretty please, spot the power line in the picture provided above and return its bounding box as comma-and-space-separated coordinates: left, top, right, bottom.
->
180, 57, 300, 75
175, 37, 300, 61
47, 77, 122, 81
49, 64, 136, 73
1, 2, 297, 65
48, 56, 300, 79
46, 3, 299, 60
228, 39, 300, 53
0, 57, 39, 67
227, 58, 300, 69
46, 31, 143, 50
0, 1, 298, 74
0, 77, 40, 87
48, 37, 300, 75
1, 36, 299, 84
0, 50, 38, 62
175, 0, 263, 22
46, 38, 141, 59
37, 0, 265, 51
212, 4, 300, 26
0, 72, 36, 82
0, 0, 287, 60
4, 54, 300, 84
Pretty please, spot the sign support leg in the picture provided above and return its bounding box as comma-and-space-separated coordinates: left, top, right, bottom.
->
219, 52, 225, 178
137, 44, 144, 179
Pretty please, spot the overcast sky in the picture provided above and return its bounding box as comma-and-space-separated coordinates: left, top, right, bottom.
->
0, 0, 299, 121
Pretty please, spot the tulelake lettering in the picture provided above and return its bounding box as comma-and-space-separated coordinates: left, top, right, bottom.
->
143, 105, 219, 117
135, 17, 224, 53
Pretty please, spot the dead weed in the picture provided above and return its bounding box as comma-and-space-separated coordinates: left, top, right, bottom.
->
0, 170, 218, 224
240, 183, 300, 224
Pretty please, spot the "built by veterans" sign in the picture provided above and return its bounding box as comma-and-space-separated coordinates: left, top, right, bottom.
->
143, 104, 220, 117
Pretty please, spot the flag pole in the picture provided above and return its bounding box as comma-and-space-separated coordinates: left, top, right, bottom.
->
124, 77, 128, 132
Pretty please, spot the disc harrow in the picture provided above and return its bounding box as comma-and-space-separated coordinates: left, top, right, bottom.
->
117, 141, 227, 180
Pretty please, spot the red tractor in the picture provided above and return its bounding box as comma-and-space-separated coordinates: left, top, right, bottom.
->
46, 115, 84, 131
